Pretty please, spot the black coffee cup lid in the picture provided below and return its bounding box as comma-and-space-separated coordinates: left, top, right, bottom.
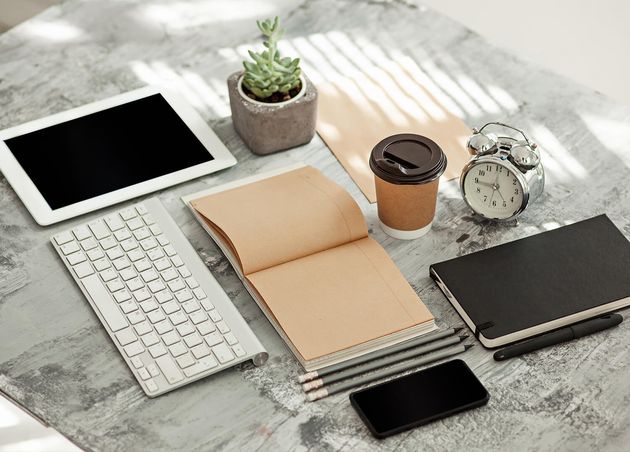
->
369, 134, 447, 184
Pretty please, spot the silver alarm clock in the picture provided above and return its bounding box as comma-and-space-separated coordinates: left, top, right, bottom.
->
460, 122, 544, 221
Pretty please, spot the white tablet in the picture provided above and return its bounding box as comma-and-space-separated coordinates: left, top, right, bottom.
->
0, 86, 236, 225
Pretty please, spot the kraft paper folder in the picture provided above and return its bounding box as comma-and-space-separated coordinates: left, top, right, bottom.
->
182, 164, 436, 371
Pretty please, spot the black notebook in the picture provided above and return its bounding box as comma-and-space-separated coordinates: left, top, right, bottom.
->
430, 215, 630, 348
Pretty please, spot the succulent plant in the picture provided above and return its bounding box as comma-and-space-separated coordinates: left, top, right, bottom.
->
242, 16, 302, 100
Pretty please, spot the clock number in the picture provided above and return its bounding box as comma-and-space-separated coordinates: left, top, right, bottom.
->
483, 195, 488, 202
476, 187, 481, 193
492, 200, 497, 207
513, 179, 517, 185
474, 177, 479, 183
486, 165, 492, 172
510, 196, 514, 203
502, 201, 507, 207
514, 188, 519, 195
497, 165, 502, 173
478, 170, 486, 176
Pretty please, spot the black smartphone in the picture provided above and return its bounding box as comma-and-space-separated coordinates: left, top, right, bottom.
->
349, 359, 489, 438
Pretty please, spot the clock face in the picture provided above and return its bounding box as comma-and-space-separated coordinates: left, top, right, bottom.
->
462, 161, 525, 219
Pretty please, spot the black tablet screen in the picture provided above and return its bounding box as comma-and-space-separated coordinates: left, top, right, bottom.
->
4, 94, 213, 209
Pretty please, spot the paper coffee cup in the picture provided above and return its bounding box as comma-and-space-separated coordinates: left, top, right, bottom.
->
369, 134, 447, 240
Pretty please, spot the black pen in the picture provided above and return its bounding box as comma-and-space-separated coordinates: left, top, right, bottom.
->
493, 313, 623, 361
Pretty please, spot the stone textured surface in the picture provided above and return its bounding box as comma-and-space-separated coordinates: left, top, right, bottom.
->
1, 0, 630, 451
228, 71, 318, 155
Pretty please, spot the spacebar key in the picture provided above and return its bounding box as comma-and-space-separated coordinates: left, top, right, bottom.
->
81, 274, 128, 332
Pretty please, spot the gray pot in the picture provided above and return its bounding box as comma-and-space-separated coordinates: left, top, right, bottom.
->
227, 71, 318, 155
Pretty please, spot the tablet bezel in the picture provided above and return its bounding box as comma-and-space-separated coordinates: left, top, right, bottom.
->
0, 86, 236, 225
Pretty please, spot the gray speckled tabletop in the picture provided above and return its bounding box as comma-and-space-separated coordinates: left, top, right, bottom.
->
1, 0, 630, 451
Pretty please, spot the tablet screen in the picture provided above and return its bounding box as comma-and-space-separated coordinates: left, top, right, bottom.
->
4, 94, 213, 209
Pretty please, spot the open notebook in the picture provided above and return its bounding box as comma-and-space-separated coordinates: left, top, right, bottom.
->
182, 164, 436, 371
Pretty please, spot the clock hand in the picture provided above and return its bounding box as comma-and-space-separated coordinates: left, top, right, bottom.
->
496, 188, 506, 203
477, 181, 494, 187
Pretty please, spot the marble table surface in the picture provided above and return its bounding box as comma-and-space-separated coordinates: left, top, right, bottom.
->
2, 0, 630, 450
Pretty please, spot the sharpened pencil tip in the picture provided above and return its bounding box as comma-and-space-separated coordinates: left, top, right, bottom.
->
464, 344, 474, 350
453, 326, 464, 333
459, 335, 469, 340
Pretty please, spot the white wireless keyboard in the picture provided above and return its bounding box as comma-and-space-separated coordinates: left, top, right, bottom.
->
51, 198, 268, 397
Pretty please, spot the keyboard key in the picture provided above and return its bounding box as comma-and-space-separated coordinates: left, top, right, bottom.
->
197, 321, 215, 335
93, 258, 110, 271
149, 224, 162, 236
147, 248, 164, 261
198, 355, 218, 371
216, 321, 230, 334
140, 238, 158, 251
208, 310, 222, 323
140, 300, 158, 313
147, 363, 160, 377
138, 367, 151, 380
176, 322, 195, 337
176, 354, 195, 369
156, 235, 170, 246
107, 279, 125, 293
154, 258, 171, 271
135, 204, 148, 216
200, 299, 214, 311
162, 331, 179, 346
89, 220, 110, 239
100, 268, 117, 282
80, 237, 98, 251
169, 311, 187, 325
60, 241, 80, 255
87, 248, 105, 261
112, 257, 131, 271
182, 363, 204, 378
193, 287, 206, 300
171, 256, 184, 267
133, 227, 150, 241
72, 225, 92, 241
54, 231, 74, 245
161, 268, 178, 282
115, 288, 133, 303
189, 310, 207, 325
120, 208, 137, 220
123, 341, 144, 357
128, 310, 144, 325
191, 343, 210, 359
168, 279, 186, 292
104, 214, 125, 231
155, 320, 172, 334
119, 300, 138, 314
224, 333, 238, 346
73, 261, 94, 279
126, 277, 143, 291
232, 344, 246, 357
184, 333, 203, 348
155, 355, 183, 384
149, 343, 166, 358
134, 259, 151, 273
143, 214, 155, 225
106, 247, 124, 260
132, 287, 151, 302
181, 300, 199, 314
148, 280, 166, 293
147, 309, 165, 324
185, 277, 199, 289
169, 342, 187, 357
163, 245, 176, 257
155, 290, 172, 303
120, 238, 138, 252
178, 266, 192, 278
67, 252, 86, 266
212, 343, 234, 364
99, 236, 117, 250
176, 290, 193, 304
141, 332, 159, 347
140, 269, 159, 283
134, 321, 152, 336
131, 356, 143, 368
126, 217, 144, 230
114, 228, 131, 241
204, 331, 223, 347
145, 379, 158, 393
115, 328, 137, 346
162, 301, 179, 315
127, 249, 144, 262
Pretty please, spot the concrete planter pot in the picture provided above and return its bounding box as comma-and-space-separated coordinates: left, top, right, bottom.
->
227, 71, 318, 155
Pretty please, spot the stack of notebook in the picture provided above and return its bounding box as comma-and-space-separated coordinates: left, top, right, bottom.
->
182, 164, 437, 371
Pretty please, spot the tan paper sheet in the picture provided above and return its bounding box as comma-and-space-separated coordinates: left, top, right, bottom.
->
316, 73, 472, 202
191, 166, 367, 275
246, 237, 433, 361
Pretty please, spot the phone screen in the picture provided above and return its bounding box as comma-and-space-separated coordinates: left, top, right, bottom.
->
350, 359, 488, 438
